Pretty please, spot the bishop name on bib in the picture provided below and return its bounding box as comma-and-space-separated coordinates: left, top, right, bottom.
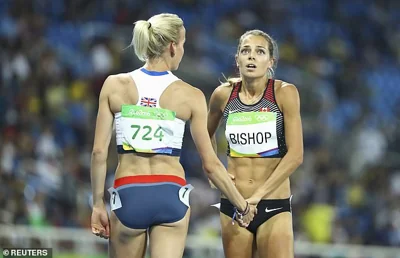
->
225, 112, 279, 157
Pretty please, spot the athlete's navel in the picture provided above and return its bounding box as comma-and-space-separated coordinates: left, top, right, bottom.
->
248, 178, 254, 184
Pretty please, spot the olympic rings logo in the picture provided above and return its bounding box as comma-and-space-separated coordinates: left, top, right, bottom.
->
255, 115, 270, 121
155, 112, 166, 119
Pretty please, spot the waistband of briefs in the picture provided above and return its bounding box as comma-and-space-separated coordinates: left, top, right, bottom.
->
114, 174, 187, 188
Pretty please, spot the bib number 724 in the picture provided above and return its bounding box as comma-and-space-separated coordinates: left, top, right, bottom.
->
131, 124, 164, 141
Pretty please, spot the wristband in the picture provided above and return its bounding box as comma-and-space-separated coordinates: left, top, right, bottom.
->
231, 201, 249, 225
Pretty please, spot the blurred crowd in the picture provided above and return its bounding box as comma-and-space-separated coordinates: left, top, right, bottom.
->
1, 0, 400, 252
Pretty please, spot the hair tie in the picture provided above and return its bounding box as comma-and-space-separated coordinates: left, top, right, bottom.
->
148, 22, 152, 29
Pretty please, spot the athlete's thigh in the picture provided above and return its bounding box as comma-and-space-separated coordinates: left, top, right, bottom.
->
256, 212, 293, 258
221, 213, 254, 258
109, 211, 148, 258
148, 208, 191, 258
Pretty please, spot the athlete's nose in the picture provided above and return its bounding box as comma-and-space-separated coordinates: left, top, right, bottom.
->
248, 51, 256, 60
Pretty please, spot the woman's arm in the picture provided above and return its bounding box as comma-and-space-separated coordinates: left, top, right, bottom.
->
250, 84, 303, 201
206, 86, 231, 188
207, 86, 225, 152
189, 87, 249, 212
91, 76, 115, 207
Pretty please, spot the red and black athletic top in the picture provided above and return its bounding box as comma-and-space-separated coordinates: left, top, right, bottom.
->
222, 79, 288, 158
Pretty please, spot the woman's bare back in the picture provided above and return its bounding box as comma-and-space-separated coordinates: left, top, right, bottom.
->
107, 73, 195, 179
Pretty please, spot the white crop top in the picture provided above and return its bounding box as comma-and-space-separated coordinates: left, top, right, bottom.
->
114, 68, 185, 156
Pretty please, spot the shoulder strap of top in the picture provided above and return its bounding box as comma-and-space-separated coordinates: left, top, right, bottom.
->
263, 79, 276, 103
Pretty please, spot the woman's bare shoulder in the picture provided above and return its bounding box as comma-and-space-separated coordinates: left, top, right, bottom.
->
105, 73, 133, 86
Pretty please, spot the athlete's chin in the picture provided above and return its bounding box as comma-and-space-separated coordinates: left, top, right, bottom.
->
241, 71, 265, 79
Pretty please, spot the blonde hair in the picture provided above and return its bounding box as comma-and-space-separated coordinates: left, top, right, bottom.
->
227, 29, 279, 85
132, 13, 184, 62
220, 74, 241, 87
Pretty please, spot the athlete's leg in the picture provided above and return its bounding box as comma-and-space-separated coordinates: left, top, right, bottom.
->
255, 212, 294, 258
221, 213, 255, 258
108, 211, 148, 258
252, 239, 259, 258
148, 208, 191, 258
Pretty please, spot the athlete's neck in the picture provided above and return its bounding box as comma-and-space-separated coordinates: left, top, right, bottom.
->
144, 58, 171, 72
241, 76, 268, 97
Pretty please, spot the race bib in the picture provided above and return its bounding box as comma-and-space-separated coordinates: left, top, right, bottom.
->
108, 187, 122, 211
120, 105, 176, 154
225, 112, 279, 157
178, 184, 194, 207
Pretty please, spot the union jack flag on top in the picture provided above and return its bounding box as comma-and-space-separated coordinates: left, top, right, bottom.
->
140, 97, 157, 107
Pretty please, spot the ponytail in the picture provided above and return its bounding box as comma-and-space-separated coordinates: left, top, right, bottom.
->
132, 20, 151, 61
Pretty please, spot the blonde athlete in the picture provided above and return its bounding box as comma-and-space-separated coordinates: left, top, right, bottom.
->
207, 30, 303, 258
90, 13, 256, 258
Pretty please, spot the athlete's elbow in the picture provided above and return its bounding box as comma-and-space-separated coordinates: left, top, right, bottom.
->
202, 162, 215, 175
295, 155, 303, 167
202, 159, 223, 176
292, 152, 303, 167
287, 150, 303, 167
92, 147, 108, 162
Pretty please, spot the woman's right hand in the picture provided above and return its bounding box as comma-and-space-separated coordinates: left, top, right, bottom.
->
91, 203, 110, 239
237, 204, 257, 227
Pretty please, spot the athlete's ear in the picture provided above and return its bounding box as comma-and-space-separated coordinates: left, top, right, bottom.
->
170, 42, 176, 58
235, 54, 239, 67
269, 58, 275, 69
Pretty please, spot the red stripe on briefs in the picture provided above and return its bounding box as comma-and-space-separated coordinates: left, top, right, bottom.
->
264, 79, 275, 102
114, 175, 187, 188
